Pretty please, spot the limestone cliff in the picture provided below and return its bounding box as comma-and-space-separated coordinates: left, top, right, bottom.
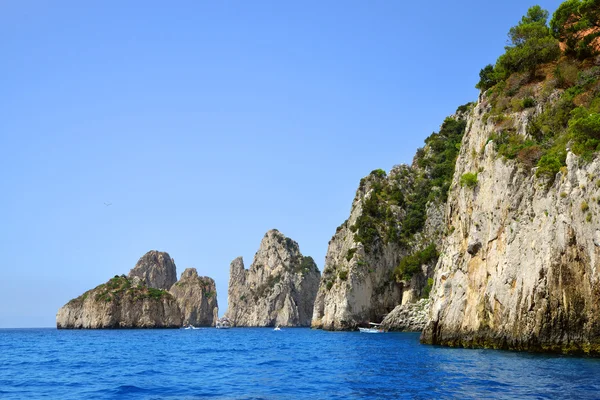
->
311, 114, 466, 330
170, 268, 218, 327
225, 229, 321, 327
422, 87, 600, 354
56, 275, 182, 329
128, 250, 177, 290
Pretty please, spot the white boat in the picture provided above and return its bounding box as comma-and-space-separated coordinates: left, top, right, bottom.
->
216, 317, 231, 329
358, 322, 385, 333
183, 325, 198, 330
273, 326, 281, 331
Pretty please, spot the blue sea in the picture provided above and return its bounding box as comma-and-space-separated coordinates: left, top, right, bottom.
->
1, 328, 600, 399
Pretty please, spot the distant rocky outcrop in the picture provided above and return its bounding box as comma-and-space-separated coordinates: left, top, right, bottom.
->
57, 251, 218, 329
56, 275, 182, 329
128, 250, 177, 290
170, 268, 218, 327
225, 229, 321, 327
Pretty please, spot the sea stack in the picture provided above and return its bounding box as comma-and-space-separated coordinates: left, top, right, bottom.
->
170, 268, 218, 327
225, 229, 321, 327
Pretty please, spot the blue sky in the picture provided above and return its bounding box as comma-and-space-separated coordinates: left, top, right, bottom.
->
1, 0, 563, 327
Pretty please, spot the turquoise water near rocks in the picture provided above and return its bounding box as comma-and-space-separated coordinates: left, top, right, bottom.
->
1, 328, 600, 399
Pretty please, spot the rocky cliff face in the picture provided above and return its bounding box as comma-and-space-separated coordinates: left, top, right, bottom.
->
128, 250, 177, 290
56, 275, 182, 328
311, 114, 466, 330
225, 230, 321, 327
422, 91, 600, 354
170, 268, 218, 326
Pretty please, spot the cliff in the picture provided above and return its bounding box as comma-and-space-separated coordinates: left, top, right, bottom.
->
422, 78, 600, 354
225, 229, 321, 327
420, 3, 600, 355
311, 115, 466, 330
56, 275, 182, 329
170, 268, 218, 327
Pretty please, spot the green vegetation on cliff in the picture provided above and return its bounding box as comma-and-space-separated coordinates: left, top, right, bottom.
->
350, 114, 466, 254
393, 244, 438, 282
551, 0, 600, 60
71, 275, 173, 304
477, 3, 600, 181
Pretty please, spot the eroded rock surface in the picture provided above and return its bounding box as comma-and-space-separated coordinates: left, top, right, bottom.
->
381, 299, 430, 332
128, 250, 177, 290
56, 275, 181, 329
422, 94, 600, 355
225, 230, 321, 327
170, 268, 218, 326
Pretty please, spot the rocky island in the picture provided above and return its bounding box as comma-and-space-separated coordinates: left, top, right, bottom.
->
56, 250, 218, 329
225, 229, 321, 327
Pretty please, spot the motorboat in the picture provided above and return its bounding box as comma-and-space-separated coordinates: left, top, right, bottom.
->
216, 317, 231, 329
358, 322, 385, 333
273, 326, 281, 331
183, 325, 198, 330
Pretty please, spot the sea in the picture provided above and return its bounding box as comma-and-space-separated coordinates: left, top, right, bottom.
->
1, 328, 600, 399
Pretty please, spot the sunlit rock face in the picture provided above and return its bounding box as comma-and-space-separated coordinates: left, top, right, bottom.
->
422, 94, 600, 355
225, 230, 321, 327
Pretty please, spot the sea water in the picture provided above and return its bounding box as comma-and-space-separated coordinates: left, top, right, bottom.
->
1, 328, 600, 399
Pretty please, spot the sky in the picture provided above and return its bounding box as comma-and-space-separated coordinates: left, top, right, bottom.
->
0, 0, 564, 327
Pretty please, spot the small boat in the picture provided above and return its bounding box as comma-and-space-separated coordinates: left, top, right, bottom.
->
273, 326, 281, 331
358, 322, 385, 333
183, 325, 198, 330
216, 317, 231, 329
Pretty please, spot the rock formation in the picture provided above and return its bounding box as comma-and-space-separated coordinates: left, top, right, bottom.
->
57, 251, 218, 329
422, 90, 600, 354
225, 229, 321, 327
170, 268, 218, 326
56, 275, 182, 328
380, 299, 430, 332
128, 250, 177, 290
311, 114, 467, 330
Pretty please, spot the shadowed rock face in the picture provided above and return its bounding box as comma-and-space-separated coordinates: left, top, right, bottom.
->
170, 268, 218, 327
225, 229, 321, 327
128, 251, 177, 290
56, 275, 181, 329
421, 94, 600, 355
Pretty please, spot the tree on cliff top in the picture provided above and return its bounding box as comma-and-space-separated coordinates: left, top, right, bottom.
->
477, 5, 560, 90
495, 5, 560, 80
551, 0, 600, 59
